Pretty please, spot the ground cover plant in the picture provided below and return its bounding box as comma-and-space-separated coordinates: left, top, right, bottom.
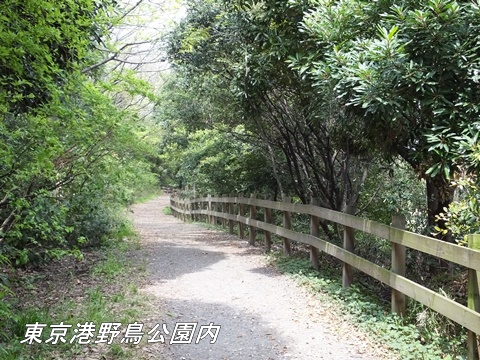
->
0, 228, 153, 360
269, 251, 467, 360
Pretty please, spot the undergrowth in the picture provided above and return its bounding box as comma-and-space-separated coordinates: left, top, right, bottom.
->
269, 252, 467, 360
162, 206, 173, 215
0, 232, 149, 359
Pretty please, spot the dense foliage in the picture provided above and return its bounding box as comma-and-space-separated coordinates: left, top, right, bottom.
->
161, 0, 480, 243
295, 0, 480, 235
162, 0, 378, 218
0, 0, 159, 265
0, 1, 170, 356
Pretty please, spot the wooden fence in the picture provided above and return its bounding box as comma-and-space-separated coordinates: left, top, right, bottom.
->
170, 194, 480, 359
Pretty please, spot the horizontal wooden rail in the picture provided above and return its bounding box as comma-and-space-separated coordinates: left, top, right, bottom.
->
170, 195, 480, 353
173, 196, 480, 271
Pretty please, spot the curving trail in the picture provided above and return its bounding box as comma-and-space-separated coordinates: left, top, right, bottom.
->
132, 196, 389, 360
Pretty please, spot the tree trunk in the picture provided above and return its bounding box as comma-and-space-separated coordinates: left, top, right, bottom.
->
426, 175, 455, 271
426, 176, 453, 242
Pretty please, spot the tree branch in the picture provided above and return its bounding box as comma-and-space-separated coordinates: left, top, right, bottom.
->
82, 41, 152, 73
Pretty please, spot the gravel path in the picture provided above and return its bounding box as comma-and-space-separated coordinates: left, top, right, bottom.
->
132, 196, 388, 360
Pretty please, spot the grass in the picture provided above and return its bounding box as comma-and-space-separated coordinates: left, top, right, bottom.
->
0, 236, 151, 360
162, 206, 173, 215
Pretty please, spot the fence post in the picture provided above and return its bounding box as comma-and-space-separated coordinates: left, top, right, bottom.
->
228, 193, 234, 234
195, 198, 200, 222
238, 193, 244, 239
468, 234, 480, 360
249, 194, 257, 245
222, 194, 228, 228
207, 195, 212, 224
178, 199, 182, 220
193, 199, 197, 222
195, 195, 203, 222
203, 195, 207, 223
170, 197, 175, 217
175, 198, 179, 219
264, 195, 272, 253
183, 200, 187, 222
310, 197, 320, 271
342, 205, 356, 288
189, 199, 193, 221
283, 196, 292, 256
189, 198, 195, 222
180, 199, 184, 221
214, 194, 220, 225
391, 215, 406, 316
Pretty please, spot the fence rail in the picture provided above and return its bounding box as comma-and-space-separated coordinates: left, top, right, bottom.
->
170, 194, 480, 359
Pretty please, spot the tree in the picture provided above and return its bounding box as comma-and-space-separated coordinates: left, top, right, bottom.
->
0, 0, 114, 114
165, 0, 374, 222
0, 0, 161, 263
156, 72, 279, 196
295, 0, 480, 238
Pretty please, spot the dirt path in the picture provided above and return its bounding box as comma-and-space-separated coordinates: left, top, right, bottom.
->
132, 196, 388, 360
